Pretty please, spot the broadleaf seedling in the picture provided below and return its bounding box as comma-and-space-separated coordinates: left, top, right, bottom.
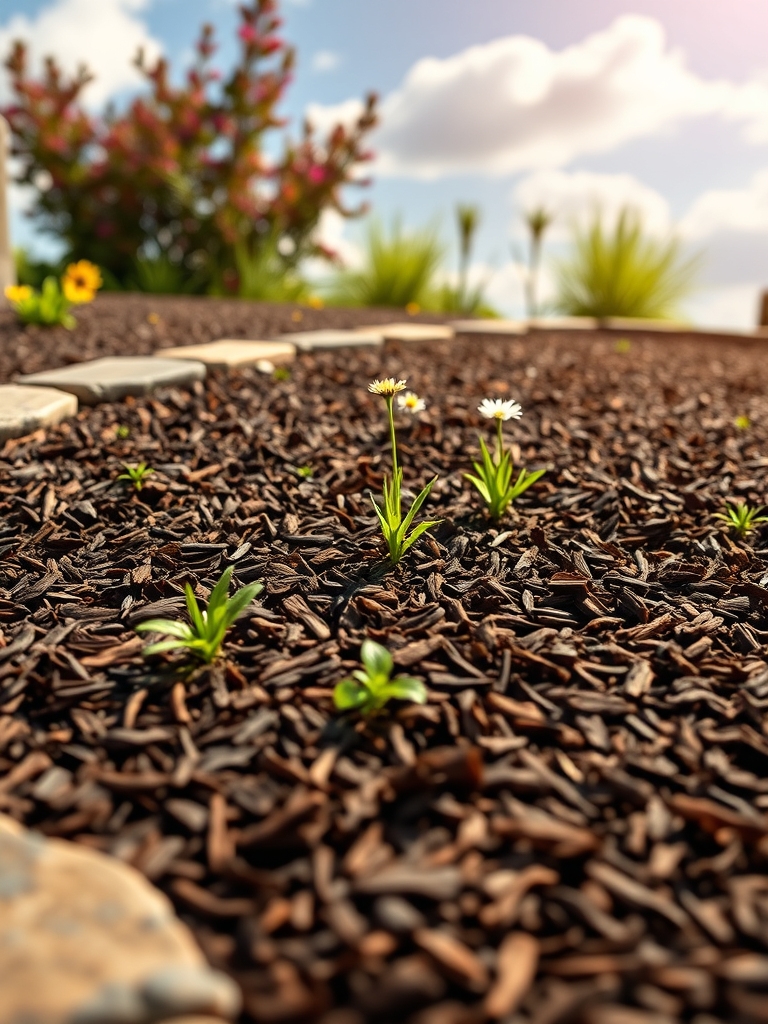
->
333, 639, 427, 716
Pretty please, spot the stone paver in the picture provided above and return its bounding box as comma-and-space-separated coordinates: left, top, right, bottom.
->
600, 316, 690, 332
0, 384, 78, 441
276, 328, 384, 351
450, 318, 527, 336
0, 813, 240, 1024
527, 316, 599, 330
158, 338, 296, 370
359, 322, 455, 342
17, 356, 206, 405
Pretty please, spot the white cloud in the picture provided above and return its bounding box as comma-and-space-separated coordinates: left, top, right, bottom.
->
311, 50, 341, 73
680, 169, 768, 239
309, 15, 768, 180
0, 0, 163, 108
512, 169, 673, 240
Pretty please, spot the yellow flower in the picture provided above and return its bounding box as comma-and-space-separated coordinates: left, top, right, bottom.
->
405, 301, 420, 316
62, 260, 102, 304
734, 415, 751, 430
5, 284, 33, 304
308, 295, 324, 310
369, 377, 407, 397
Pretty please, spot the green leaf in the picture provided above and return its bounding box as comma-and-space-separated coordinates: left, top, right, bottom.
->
222, 580, 263, 628
399, 476, 437, 539
206, 565, 234, 628
379, 676, 427, 705
135, 618, 192, 639
184, 583, 207, 637
401, 519, 441, 556
464, 472, 491, 503
333, 678, 370, 711
141, 639, 189, 656
360, 639, 393, 681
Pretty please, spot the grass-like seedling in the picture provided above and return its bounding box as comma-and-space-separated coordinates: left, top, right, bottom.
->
466, 398, 545, 520
368, 377, 440, 564
117, 462, 154, 491
295, 464, 314, 479
713, 501, 768, 539
5, 261, 102, 329
136, 565, 263, 663
333, 639, 427, 716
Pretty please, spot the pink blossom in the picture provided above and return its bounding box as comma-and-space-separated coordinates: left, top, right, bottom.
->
307, 165, 325, 185
238, 24, 258, 45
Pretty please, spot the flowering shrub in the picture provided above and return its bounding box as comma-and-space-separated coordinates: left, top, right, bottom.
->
5, 259, 101, 327
466, 398, 544, 519
3, 0, 377, 292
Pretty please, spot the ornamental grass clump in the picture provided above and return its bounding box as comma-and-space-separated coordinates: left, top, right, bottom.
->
136, 565, 262, 664
5, 260, 102, 328
713, 501, 768, 540
466, 398, 545, 520
333, 639, 427, 716
368, 377, 440, 564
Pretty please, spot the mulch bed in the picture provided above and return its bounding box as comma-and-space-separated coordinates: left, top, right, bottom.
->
2, 295, 768, 1024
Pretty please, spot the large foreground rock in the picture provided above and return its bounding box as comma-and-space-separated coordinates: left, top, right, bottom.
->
0, 814, 241, 1024
17, 356, 207, 405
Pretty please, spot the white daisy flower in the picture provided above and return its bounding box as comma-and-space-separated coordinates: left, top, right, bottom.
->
369, 377, 408, 397
478, 397, 523, 421
397, 391, 426, 414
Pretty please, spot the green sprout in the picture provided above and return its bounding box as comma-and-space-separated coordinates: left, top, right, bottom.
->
115, 424, 131, 440
295, 464, 314, 479
615, 338, 632, 354
367, 378, 441, 564
136, 565, 263, 663
734, 415, 751, 431
117, 462, 154, 491
273, 366, 291, 381
333, 639, 427, 716
713, 501, 768, 540
465, 399, 545, 520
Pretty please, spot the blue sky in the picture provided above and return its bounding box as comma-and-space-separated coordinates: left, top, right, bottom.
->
3, 0, 768, 325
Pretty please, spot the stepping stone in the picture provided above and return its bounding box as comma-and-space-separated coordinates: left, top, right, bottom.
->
276, 328, 384, 351
0, 384, 78, 441
17, 356, 206, 405
359, 322, 455, 342
600, 316, 690, 332
158, 338, 296, 370
527, 316, 598, 331
0, 813, 241, 1024
450, 319, 527, 336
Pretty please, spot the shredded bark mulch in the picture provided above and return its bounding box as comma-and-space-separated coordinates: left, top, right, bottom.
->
2, 295, 768, 1024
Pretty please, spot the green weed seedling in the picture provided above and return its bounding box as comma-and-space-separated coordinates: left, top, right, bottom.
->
466, 399, 545, 520
713, 501, 768, 540
333, 639, 427, 716
117, 462, 154, 491
136, 565, 263, 664
295, 464, 314, 479
368, 377, 441, 563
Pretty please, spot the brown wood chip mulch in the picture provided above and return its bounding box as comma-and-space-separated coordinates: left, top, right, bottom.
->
2, 295, 768, 1024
